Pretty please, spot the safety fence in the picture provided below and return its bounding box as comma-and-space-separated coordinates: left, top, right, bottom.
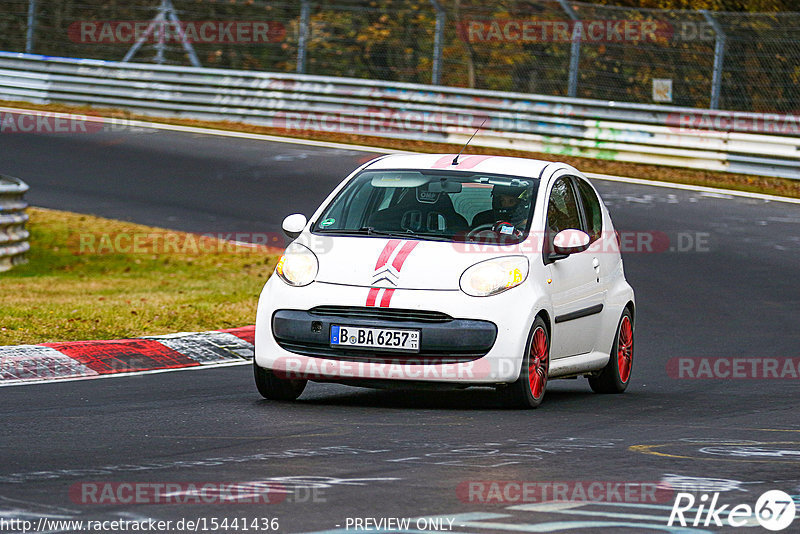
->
0, 52, 798, 180
0, 175, 30, 273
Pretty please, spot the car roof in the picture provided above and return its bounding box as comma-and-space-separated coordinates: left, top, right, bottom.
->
365, 153, 569, 180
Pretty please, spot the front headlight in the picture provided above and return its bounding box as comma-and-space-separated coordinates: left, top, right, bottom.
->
275, 243, 318, 287
459, 256, 529, 297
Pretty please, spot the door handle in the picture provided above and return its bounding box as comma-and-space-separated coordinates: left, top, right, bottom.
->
592, 258, 600, 270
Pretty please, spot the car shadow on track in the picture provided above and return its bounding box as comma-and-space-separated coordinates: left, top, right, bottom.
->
257, 384, 607, 411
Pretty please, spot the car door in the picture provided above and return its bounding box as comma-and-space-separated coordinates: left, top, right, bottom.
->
545, 174, 606, 358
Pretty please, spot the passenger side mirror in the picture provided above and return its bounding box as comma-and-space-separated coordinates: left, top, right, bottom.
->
281, 213, 307, 239
551, 229, 591, 258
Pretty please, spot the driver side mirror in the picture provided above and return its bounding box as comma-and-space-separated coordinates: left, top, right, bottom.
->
281, 213, 307, 239
549, 229, 591, 261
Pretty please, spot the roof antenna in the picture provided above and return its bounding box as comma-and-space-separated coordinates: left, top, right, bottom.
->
452, 117, 487, 166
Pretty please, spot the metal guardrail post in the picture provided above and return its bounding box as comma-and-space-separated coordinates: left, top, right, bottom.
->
702, 10, 726, 110
557, 0, 581, 98
0, 176, 30, 273
25, 0, 36, 54
164, 0, 201, 67
297, 0, 311, 74
123, 0, 201, 67
430, 0, 445, 85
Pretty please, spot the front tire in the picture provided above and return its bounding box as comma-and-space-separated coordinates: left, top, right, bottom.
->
498, 317, 549, 409
254, 360, 307, 401
589, 309, 633, 393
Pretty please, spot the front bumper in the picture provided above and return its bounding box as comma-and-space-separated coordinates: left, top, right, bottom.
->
272, 307, 497, 364
255, 279, 544, 384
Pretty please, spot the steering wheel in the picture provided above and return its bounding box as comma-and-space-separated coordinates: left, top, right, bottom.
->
467, 222, 524, 241
466, 223, 498, 240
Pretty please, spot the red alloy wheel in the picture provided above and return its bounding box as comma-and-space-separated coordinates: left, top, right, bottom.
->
617, 316, 633, 383
528, 326, 549, 399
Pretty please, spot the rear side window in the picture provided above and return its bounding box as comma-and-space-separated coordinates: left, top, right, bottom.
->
575, 178, 603, 242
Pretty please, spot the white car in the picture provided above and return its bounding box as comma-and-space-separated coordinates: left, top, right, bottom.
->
254, 153, 635, 408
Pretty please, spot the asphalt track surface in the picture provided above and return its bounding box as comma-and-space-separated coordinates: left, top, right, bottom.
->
2, 114, 800, 533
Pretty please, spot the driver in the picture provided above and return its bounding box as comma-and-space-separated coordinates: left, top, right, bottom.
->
471, 184, 531, 234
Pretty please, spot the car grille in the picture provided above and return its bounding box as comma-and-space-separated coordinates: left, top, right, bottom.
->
272, 308, 496, 366
309, 306, 452, 323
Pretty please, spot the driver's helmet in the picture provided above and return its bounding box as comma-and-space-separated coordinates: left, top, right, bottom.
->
491, 184, 530, 223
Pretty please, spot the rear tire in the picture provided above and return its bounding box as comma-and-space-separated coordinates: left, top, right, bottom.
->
254, 360, 307, 401
498, 316, 549, 409
589, 309, 633, 394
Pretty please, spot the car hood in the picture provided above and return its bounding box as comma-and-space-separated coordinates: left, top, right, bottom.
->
306, 235, 517, 290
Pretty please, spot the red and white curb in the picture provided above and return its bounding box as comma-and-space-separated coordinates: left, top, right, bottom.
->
0, 326, 254, 386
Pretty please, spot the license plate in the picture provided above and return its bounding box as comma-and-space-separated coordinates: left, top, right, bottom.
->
330, 325, 420, 352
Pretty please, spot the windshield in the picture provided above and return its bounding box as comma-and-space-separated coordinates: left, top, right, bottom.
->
312, 169, 539, 244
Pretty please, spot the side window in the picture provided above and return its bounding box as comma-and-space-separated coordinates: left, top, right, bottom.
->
547, 177, 582, 237
575, 178, 603, 243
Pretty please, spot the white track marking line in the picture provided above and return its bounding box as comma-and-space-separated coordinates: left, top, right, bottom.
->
585, 172, 800, 205
0, 359, 250, 388
0, 106, 403, 154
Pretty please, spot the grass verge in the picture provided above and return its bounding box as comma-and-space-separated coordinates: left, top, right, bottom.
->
3, 99, 800, 199
1, 208, 280, 346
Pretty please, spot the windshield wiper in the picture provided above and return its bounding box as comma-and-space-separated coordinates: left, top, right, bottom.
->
318, 227, 452, 242
358, 227, 455, 242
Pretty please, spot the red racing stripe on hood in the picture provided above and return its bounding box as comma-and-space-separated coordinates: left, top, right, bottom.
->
375, 239, 401, 270
391, 241, 419, 272
366, 287, 380, 307
379, 289, 395, 307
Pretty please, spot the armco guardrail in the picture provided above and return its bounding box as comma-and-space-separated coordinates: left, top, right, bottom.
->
0, 175, 30, 273
0, 51, 798, 180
